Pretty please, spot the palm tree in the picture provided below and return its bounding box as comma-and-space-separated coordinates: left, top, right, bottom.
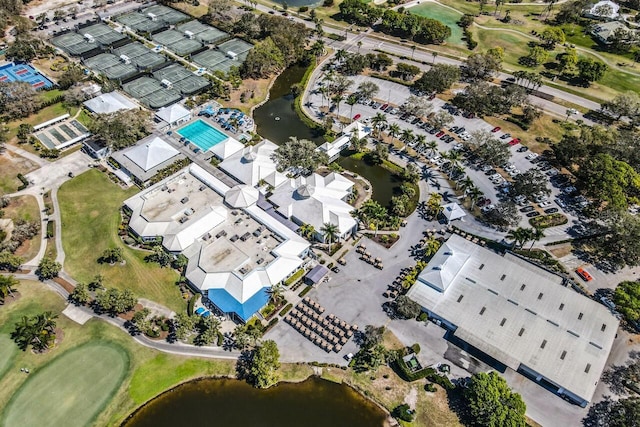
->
460, 177, 475, 194
332, 94, 344, 117
346, 94, 358, 120
318, 86, 329, 108
388, 123, 401, 145
444, 151, 462, 178
423, 237, 441, 258
426, 140, 438, 157
267, 283, 285, 304
528, 228, 545, 250
299, 223, 316, 240
426, 192, 443, 218
467, 187, 483, 209
506, 227, 532, 249
371, 113, 387, 138
0, 275, 19, 304
414, 134, 427, 152
400, 128, 414, 146
321, 222, 340, 253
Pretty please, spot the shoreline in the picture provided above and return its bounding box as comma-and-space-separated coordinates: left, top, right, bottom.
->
118, 370, 395, 427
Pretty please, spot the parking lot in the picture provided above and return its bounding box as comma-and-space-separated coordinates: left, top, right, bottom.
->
305, 72, 582, 237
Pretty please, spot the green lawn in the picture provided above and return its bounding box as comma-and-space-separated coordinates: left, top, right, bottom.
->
1, 342, 129, 427
58, 169, 185, 313
410, 3, 465, 46
6, 103, 77, 139
0, 335, 17, 381
2, 195, 42, 262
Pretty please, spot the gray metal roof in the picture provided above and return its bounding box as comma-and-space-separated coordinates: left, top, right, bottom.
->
407, 234, 618, 403
306, 265, 329, 284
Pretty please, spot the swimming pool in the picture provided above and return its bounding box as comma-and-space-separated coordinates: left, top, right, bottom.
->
177, 120, 229, 151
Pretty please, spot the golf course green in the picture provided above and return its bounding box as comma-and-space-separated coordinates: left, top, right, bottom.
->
410, 2, 465, 45
1, 342, 129, 427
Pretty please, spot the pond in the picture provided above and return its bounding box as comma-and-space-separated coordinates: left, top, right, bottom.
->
253, 64, 325, 146
122, 377, 387, 427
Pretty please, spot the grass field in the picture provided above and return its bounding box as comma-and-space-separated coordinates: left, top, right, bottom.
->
1, 342, 129, 427
6, 103, 77, 140
410, 3, 465, 46
58, 170, 184, 313
0, 335, 16, 382
2, 195, 42, 262
0, 152, 38, 196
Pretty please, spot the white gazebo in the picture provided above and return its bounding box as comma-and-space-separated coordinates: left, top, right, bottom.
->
442, 202, 466, 223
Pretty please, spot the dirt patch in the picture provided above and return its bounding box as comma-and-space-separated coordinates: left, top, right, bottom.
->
548, 244, 573, 258
404, 386, 418, 409
53, 276, 75, 294
226, 76, 275, 115
118, 303, 144, 322
1, 291, 22, 306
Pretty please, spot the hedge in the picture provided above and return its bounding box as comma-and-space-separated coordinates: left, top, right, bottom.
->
506, 116, 530, 130
46, 220, 55, 239
187, 294, 198, 316
17, 174, 29, 191
394, 357, 430, 382
279, 303, 293, 316
529, 213, 568, 229
284, 268, 305, 286
425, 368, 455, 390
298, 286, 312, 298
217, 331, 224, 346
328, 33, 347, 41
263, 317, 279, 333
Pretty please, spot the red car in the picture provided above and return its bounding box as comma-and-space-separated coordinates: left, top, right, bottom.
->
491, 126, 501, 133
576, 267, 593, 282
436, 131, 445, 137
353, 114, 361, 121
380, 104, 388, 110
508, 138, 521, 146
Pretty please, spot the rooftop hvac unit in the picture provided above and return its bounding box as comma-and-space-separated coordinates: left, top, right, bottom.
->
226, 51, 238, 60
161, 78, 172, 88
84, 33, 95, 43
119, 54, 130, 64
147, 12, 157, 21
184, 30, 195, 39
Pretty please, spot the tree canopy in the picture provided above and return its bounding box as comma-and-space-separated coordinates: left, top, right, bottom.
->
0, 81, 40, 120
241, 37, 285, 78
414, 64, 460, 94
614, 281, 640, 326
249, 340, 281, 388
89, 110, 152, 150
271, 137, 328, 174
36, 257, 61, 280
464, 372, 527, 427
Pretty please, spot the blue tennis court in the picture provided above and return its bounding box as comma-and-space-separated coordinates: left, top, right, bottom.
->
177, 119, 229, 151
0, 62, 54, 89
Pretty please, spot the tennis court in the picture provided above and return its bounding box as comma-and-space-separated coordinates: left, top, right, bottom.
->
192, 49, 245, 74
142, 4, 189, 25
123, 76, 181, 109
176, 20, 229, 44
0, 62, 53, 89
113, 42, 166, 69
52, 32, 100, 57
79, 23, 128, 46
83, 53, 139, 80
152, 29, 202, 56
116, 12, 166, 33
36, 118, 91, 150
152, 63, 209, 95
217, 38, 253, 55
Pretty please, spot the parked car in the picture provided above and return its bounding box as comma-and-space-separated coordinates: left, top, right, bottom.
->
517, 146, 529, 152
500, 133, 511, 140
454, 127, 466, 135
436, 131, 445, 137
563, 186, 577, 194
429, 128, 438, 134
576, 267, 593, 281
520, 205, 535, 213
544, 207, 559, 214
381, 103, 388, 110
353, 114, 361, 121
525, 153, 539, 161
526, 211, 541, 218
481, 204, 495, 213
449, 126, 458, 132
491, 126, 501, 133
481, 164, 493, 172
538, 201, 552, 208
508, 138, 521, 146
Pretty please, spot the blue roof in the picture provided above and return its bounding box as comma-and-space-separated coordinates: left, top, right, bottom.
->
207, 287, 270, 322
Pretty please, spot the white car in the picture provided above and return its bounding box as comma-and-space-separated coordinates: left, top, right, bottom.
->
504, 163, 516, 171
539, 201, 552, 208
507, 169, 521, 177
481, 204, 495, 213
526, 153, 539, 161
514, 194, 527, 204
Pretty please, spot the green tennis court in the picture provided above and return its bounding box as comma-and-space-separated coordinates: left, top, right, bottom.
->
1, 342, 129, 427
79, 23, 128, 46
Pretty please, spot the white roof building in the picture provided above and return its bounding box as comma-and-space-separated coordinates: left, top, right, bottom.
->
83, 91, 138, 114
407, 234, 618, 407
209, 136, 244, 160
155, 103, 192, 128
442, 202, 466, 223
219, 139, 287, 187
586, 0, 620, 19
112, 135, 184, 185
124, 164, 310, 322
318, 121, 372, 162
269, 172, 357, 241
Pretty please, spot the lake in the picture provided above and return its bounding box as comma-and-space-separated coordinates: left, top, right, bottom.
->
122, 377, 387, 427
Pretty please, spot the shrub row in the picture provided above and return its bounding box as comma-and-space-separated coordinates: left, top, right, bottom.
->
17, 174, 29, 191
279, 303, 293, 316
217, 331, 224, 346
46, 220, 55, 239
327, 33, 347, 41
463, 28, 477, 50
187, 294, 197, 316
506, 116, 530, 130
263, 317, 279, 334
425, 368, 455, 390
298, 286, 312, 298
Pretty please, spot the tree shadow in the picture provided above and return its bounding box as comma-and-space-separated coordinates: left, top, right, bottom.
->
235, 349, 254, 382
